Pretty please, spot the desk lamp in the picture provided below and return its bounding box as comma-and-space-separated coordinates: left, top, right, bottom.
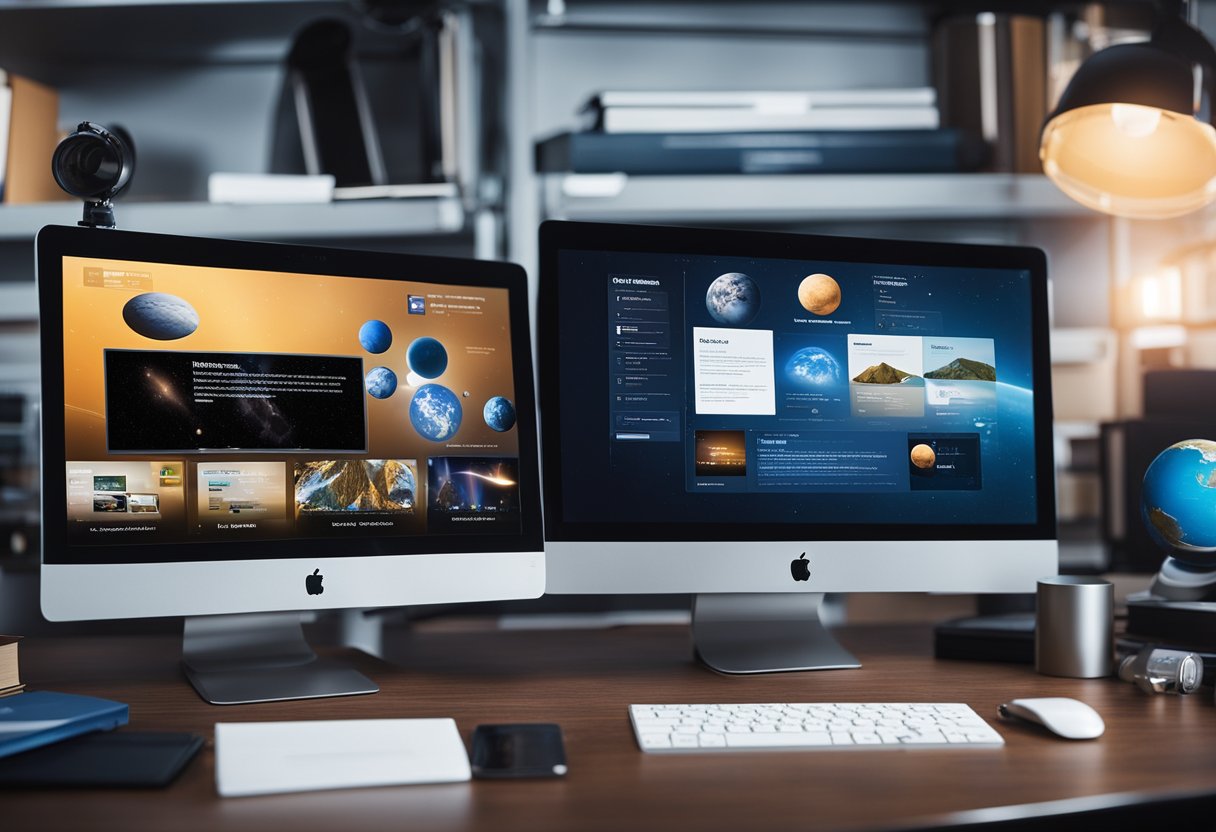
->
1040, 0, 1216, 219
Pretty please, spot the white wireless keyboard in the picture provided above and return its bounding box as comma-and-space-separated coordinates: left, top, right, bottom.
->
629, 703, 1004, 752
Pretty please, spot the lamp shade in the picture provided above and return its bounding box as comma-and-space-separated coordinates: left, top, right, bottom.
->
1041, 43, 1216, 219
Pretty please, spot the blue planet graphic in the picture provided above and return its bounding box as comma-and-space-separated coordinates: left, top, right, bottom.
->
785, 347, 842, 388
706, 272, 760, 326
483, 396, 517, 432
407, 336, 448, 379
364, 366, 398, 399
122, 292, 199, 340
410, 383, 462, 441
359, 319, 392, 354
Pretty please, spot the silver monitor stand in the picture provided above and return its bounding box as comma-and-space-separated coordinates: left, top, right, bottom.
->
182, 613, 379, 705
691, 593, 861, 674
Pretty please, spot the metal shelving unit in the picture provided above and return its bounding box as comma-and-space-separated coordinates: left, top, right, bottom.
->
0, 197, 467, 244
503, 0, 1113, 277
0, 0, 497, 268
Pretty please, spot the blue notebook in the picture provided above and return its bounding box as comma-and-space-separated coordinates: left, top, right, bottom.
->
0, 691, 129, 759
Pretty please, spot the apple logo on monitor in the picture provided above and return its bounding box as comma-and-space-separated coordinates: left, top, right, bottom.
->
790, 553, 810, 582
306, 569, 324, 595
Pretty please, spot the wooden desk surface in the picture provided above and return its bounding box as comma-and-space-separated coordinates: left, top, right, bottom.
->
7, 623, 1216, 831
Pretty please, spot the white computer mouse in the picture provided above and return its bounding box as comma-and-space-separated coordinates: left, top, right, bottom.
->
998, 697, 1105, 740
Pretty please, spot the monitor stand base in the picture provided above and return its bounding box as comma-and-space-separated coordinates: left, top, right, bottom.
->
182, 613, 379, 705
691, 593, 861, 674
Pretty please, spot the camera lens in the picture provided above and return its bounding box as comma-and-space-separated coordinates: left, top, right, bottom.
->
52, 124, 132, 200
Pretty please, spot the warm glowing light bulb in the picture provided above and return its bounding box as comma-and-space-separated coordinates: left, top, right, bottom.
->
1041, 103, 1216, 218
1110, 103, 1163, 138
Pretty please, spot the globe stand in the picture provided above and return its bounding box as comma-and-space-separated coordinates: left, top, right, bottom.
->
1149, 558, 1216, 602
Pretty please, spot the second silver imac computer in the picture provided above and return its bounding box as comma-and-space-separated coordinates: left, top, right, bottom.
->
538, 221, 1057, 674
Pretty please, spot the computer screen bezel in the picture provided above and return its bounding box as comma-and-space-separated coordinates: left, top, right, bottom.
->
538, 219, 1056, 544
38, 224, 544, 567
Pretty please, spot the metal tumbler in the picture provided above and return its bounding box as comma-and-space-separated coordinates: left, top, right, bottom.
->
1036, 576, 1114, 678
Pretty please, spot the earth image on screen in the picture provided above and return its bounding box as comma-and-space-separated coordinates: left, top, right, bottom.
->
784, 346, 842, 387
705, 272, 760, 326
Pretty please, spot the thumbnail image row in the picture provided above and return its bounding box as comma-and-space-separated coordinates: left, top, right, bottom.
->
67, 457, 519, 523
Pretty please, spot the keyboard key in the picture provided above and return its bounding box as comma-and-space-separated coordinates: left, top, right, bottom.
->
726, 732, 833, 748
906, 734, 949, 744
699, 733, 726, 748
672, 734, 700, 748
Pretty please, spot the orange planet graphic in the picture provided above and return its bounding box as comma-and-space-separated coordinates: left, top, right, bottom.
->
798, 273, 841, 316
910, 444, 936, 469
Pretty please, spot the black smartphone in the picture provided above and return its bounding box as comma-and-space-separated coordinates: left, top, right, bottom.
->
470, 724, 567, 779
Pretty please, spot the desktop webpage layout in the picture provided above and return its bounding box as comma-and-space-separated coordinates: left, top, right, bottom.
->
588, 249, 1037, 527
59, 256, 523, 557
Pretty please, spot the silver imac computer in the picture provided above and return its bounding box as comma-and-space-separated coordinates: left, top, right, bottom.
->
37, 225, 544, 703
538, 221, 1057, 674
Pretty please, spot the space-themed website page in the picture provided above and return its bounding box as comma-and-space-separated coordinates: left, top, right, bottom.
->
59, 256, 522, 558
558, 248, 1038, 528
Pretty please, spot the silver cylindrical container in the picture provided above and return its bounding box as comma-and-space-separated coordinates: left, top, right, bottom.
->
1036, 576, 1114, 678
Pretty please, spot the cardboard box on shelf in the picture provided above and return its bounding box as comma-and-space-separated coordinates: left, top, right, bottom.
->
1, 71, 65, 204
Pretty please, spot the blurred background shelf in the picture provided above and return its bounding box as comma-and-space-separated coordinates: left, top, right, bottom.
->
541, 172, 1090, 224
0, 198, 467, 245
1, 0, 1210, 608
0, 1, 385, 77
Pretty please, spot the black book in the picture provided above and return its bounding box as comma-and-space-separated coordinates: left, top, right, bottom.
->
933, 613, 1035, 664
1126, 599, 1216, 650
0, 731, 202, 788
535, 129, 987, 176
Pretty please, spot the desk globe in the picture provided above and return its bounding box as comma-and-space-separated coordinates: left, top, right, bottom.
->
1143, 439, 1216, 600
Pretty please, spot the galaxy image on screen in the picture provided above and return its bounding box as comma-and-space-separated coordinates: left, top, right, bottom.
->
427, 457, 520, 532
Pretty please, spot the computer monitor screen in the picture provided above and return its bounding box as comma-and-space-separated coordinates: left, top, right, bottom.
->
539, 221, 1056, 598
38, 226, 543, 622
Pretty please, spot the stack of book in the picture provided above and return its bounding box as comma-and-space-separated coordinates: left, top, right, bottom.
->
537, 88, 986, 176
0, 635, 22, 698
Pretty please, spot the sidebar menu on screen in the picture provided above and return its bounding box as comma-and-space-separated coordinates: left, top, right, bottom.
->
607, 274, 681, 443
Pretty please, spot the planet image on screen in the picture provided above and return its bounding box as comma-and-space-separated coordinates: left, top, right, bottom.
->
407, 336, 449, 379
784, 346, 842, 387
705, 272, 760, 325
910, 443, 936, 469
483, 396, 517, 432
122, 292, 199, 340
798, 273, 842, 316
364, 366, 398, 399
410, 383, 462, 441
358, 319, 392, 354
